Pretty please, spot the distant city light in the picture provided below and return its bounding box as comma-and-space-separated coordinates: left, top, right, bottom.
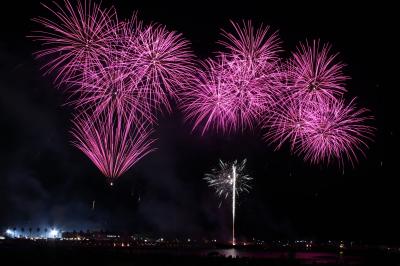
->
49, 229, 59, 238
6, 229, 13, 235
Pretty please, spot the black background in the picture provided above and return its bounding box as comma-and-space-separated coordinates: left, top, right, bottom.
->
0, 0, 397, 243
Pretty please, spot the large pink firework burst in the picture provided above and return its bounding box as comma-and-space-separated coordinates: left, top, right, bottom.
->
180, 57, 237, 135
67, 60, 156, 124
113, 13, 144, 63
263, 98, 312, 152
218, 20, 281, 66
119, 20, 196, 113
30, 3, 199, 183
30, 0, 117, 85
264, 39, 374, 167
219, 20, 283, 127
71, 107, 155, 184
181, 20, 283, 134
298, 98, 375, 168
219, 55, 284, 130
265, 97, 375, 167
285, 40, 348, 104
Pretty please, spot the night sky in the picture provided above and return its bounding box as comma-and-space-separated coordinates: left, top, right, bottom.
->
0, 1, 397, 243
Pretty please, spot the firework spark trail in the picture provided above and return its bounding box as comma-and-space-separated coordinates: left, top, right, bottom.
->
71, 106, 155, 185
204, 159, 252, 245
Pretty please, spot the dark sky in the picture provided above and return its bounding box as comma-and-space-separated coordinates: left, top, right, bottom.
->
0, 0, 397, 243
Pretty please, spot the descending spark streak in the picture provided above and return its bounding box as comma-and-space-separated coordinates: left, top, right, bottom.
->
204, 159, 252, 245
71, 106, 155, 184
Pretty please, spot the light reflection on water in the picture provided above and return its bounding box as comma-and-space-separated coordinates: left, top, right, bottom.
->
202, 249, 361, 263
218, 248, 239, 258
209, 248, 288, 258
127, 248, 361, 263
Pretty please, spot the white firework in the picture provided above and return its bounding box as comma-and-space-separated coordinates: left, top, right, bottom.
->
204, 159, 252, 246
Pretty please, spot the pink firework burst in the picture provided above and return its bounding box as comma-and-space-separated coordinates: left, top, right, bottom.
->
113, 13, 144, 63
30, 0, 117, 85
119, 20, 196, 113
219, 55, 284, 130
67, 60, 156, 124
265, 97, 375, 167
218, 20, 281, 66
264, 97, 312, 152
298, 98, 375, 168
265, 95, 375, 167
286, 40, 348, 103
219, 20, 283, 124
181, 20, 283, 134
217, 20, 283, 130
71, 107, 155, 184
180, 57, 237, 135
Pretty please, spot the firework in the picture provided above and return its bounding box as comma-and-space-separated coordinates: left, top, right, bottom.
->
219, 20, 281, 65
298, 98, 375, 167
31, 3, 198, 184
264, 97, 312, 152
181, 55, 282, 133
220, 19, 283, 128
71, 107, 155, 185
30, 0, 117, 85
265, 97, 375, 167
205, 159, 252, 245
180, 57, 237, 135
181, 20, 282, 134
119, 20, 196, 113
285, 40, 348, 104
218, 55, 283, 130
67, 60, 156, 123
263, 39, 374, 167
